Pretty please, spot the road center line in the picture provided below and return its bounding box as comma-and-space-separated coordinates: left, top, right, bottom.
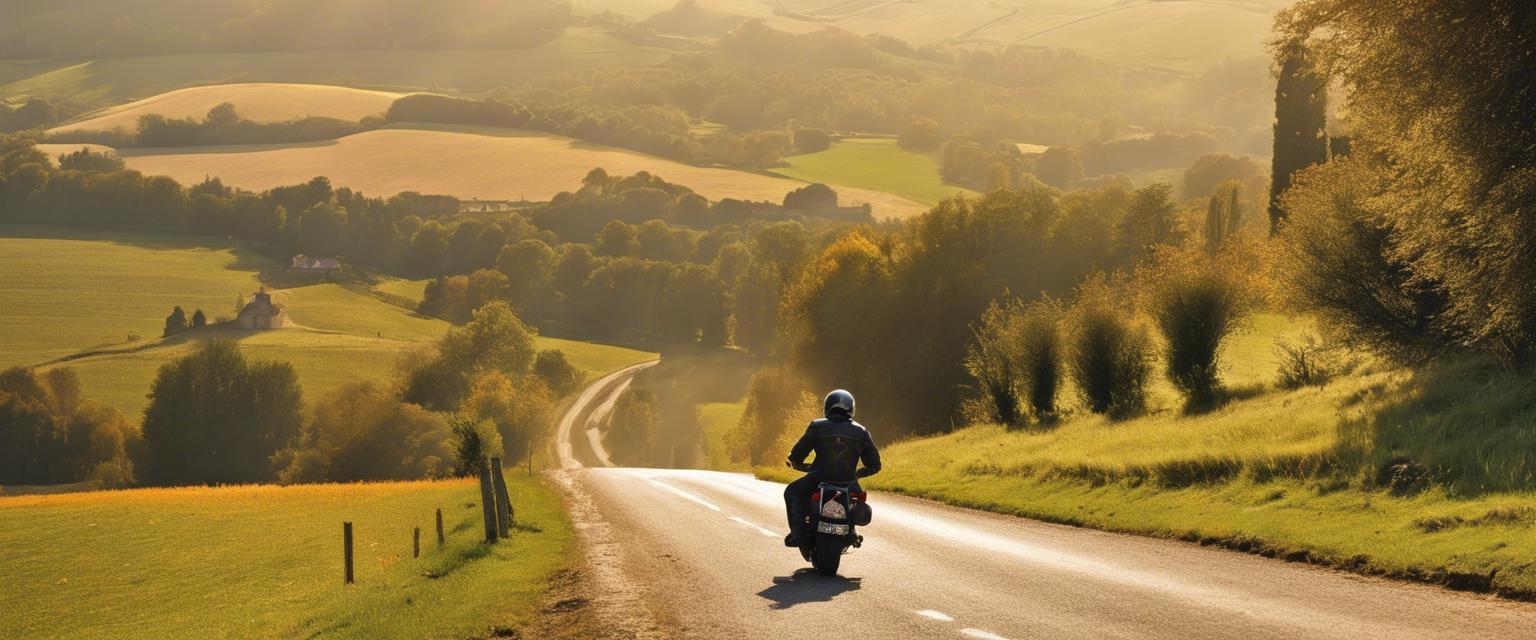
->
916, 609, 955, 622
960, 629, 1010, 640
646, 479, 722, 512
729, 516, 779, 537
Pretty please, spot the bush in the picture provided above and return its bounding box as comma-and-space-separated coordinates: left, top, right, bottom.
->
1017, 300, 1063, 419
1272, 159, 1448, 363
534, 349, 583, 396
450, 416, 502, 477
735, 367, 804, 465
1274, 334, 1340, 389
964, 296, 1063, 425
964, 297, 1026, 425
1141, 249, 1253, 406
466, 371, 552, 465
276, 381, 452, 483
1068, 282, 1151, 417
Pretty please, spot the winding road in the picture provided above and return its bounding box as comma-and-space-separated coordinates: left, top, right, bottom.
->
550, 367, 1536, 639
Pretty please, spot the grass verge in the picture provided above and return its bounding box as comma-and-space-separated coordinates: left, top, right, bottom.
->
0, 474, 572, 639
757, 357, 1536, 599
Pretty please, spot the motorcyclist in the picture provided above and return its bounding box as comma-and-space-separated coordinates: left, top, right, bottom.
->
783, 389, 881, 547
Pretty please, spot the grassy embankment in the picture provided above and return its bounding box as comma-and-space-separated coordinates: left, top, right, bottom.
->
0, 474, 572, 639
0, 227, 657, 418
757, 314, 1536, 598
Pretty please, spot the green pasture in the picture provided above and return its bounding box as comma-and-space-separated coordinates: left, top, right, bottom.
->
774, 138, 974, 206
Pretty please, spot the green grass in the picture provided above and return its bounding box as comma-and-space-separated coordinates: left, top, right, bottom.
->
758, 350, 1536, 598
0, 226, 262, 368
371, 277, 432, 307
0, 474, 573, 639
698, 401, 747, 471
773, 138, 975, 206
3, 28, 671, 109
1, 227, 657, 418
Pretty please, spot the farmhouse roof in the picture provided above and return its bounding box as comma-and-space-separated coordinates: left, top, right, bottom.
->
239, 288, 283, 317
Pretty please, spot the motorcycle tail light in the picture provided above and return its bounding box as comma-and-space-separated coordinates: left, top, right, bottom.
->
820, 499, 847, 519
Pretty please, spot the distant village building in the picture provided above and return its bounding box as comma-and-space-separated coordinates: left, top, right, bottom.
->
459, 199, 515, 214
237, 288, 287, 330
291, 254, 341, 272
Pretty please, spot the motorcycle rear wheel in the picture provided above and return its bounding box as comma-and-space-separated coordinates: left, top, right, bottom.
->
812, 534, 843, 576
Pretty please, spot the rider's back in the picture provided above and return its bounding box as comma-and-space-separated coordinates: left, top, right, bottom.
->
791, 416, 880, 482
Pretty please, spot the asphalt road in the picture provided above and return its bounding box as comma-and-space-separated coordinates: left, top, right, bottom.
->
552, 369, 1536, 640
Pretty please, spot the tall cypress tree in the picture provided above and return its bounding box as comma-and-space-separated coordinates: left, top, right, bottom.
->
1269, 46, 1330, 234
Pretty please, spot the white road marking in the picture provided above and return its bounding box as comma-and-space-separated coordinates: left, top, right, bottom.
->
916, 609, 955, 622
729, 516, 779, 537
646, 479, 722, 512
960, 629, 1010, 640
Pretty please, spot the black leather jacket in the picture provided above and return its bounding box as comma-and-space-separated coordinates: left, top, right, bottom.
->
787, 415, 881, 482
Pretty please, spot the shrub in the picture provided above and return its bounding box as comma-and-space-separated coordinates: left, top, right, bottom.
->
0, 367, 137, 486
1274, 334, 1339, 388
1068, 281, 1151, 417
1141, 249, 1253, 406
1271, 159, 1448, 363
276, 381, 452, 484
1017, 300, 1063, 419
534, 349, 583, 396
735, 367, 804, 464
964, 297, 1026, 425
450, 416, 502, 477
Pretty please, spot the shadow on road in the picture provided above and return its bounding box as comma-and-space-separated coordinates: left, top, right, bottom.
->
757, 568, 862, 610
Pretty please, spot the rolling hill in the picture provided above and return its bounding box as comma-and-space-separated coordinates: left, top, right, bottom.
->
0, 227, 657, 419
0, 28, 672, 109
104, 124, 931, 219
594, 0, 1294, 73
50, 83, 402, 133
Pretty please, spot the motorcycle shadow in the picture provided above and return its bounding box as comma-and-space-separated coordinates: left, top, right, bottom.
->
756, 568, 862, 610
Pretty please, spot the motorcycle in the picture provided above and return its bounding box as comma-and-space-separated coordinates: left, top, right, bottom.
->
792, 469, 872, 576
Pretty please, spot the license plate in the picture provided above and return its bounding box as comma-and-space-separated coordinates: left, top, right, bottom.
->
817, 522, 850, 535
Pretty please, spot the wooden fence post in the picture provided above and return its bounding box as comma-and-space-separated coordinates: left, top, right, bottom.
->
478, 457, 498, 544
435, 508, 444, 547
343, 522, 354, 584
491, 456, 512, 538
413, 527, 420, 558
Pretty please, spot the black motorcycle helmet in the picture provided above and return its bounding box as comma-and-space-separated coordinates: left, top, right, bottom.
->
823, 389, 855, 418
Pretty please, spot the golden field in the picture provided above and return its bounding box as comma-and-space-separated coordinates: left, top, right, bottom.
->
50, 83, 403, 133
110, 124, 931, 219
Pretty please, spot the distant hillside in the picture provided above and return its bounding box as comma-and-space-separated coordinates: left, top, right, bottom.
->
605, 0, 1295, 72
51, 84, 402, 134
93, 123, 929, 219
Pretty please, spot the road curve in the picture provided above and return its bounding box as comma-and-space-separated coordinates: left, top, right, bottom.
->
547, 372, 1536, 639
556, 360, 658, 469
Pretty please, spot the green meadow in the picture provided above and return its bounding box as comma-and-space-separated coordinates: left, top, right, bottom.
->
0, 227, 656, 419
773, 138, 976, 206
0, 475, 572, 640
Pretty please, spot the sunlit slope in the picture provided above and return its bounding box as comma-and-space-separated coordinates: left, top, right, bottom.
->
0, 477, 572, 640
0, 227, 261, 367
598, 0, 1292, 72
0, 228, 657, 418
114, 124, 930, 219
51, 83, 402, 133
1, 28, 670, 108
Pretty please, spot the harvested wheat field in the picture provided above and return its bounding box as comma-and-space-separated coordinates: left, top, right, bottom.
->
51, 83, 402, 133
116, 124, 930, 219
